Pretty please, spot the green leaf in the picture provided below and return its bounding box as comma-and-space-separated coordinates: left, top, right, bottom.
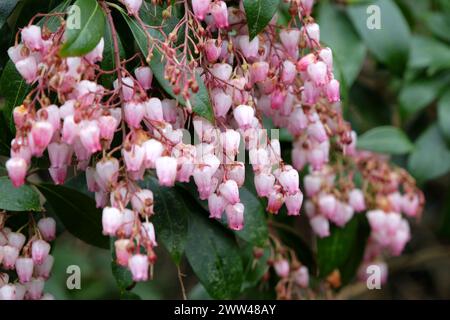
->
138, 177, 188, 265
399, 72, 450, 115
60, 0, 106, 57
0, 0, 19, 29
0, 61, 30, 131
438, 90, 450, 142
357, 126, 414, 155
36, 183, 109, 249
408, 36, 450, 75
347, 0, 411, 74
243, 0, 280, 40
100, 19, 125, 87
408, 124, 450, 183
185, 209, 244, 299
317, 216, 368, 280
318, 2, 366, 87
120, 9, 214, 122
111, 261, 134, 291
0, 176, 41, 211
425, 13, 450, 43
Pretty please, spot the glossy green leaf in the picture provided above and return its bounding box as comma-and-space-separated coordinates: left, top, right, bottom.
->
347, 0, 411, 74
0, 176, 41, 211
185, 209, 244, 299
318, 2, 366, 87
317, 216, 368, 280
357, 126, 414, 155
438, 90, 450, 142
0, 61, 30, 131
425, 13, 450, 43
121, 9, 214, 122
36, 183, 109, 249
138, 177, 188, 265
399, 72, 450, 115
408, 124, 450, 183
0, 0, 19, 29
408, 36, 450, 75
244, 0, 280, 40
60, 0, 106, 57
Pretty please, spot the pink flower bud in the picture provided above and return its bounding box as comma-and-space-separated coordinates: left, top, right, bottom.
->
205, 39, 222, 62
98, 115, 119, 141
96, 158, 119, 190
141, 222, 157, 247
274, 259, 290, 278
227, 163, 245, 187
307, 121, 327, 143
6, 157, 28, 187
281, 60, 297, 85
302, 23, 320, 48
142, 139, 164, 169
37, 218, 56, 242
285, 191, 303, 216
348, 189, 366, 212
250, 61, 269, 84
123, 144, 145, 172
34, 255, 54, 279
15, 56, 38, 84
225, 203, 244, 230
62, 115, 79, 144
310, 215, 330, 238
131, 189, 154, 215
390, 221, 410, 255
319, 47, 333, 70
211, 62, 233, 81
114, 77, 134, 102
0, 285, 17, 300
318, 194, 337, 219
300, 0, 314, 16
304, 174, 322, 197
280, 29, 301, 57
79, 120, 101, 154
155, 156, 178, 186
212, 88, 232, 117
2, 245, 19, 269
270, 88, 286, 110
134, 66, 153, 90
192, 0, 211, 20
297, 53, 315, 72
74, 80, 103, 106
31, 240, 50, 265
221, 129, 240, 156
326, 79, 340, 102
30, 120, 54, 152
401, 193, 420, 217
208, 193, 226, 219
102, 207, 123, 236
7, 44, 25, 63
48, 142, 72, 169
21, 25, 43, 51
144, 97, 164, 122
249, 147, 270, 170
388, 192, 403, 212
332, 202, 354, 227
95, 191, 108, 208
254, 173, 275, 197
123, 0, 142, 15
8, 232, 26, 250
128, 254, 149, 281
307, 61, 327, 86
233, 105, 255, 129
210, 1, 229, 28
294, 266, 309, 288
302, 80, 318, 105
237, 35, 259, 60
15, 257, 34, 283
124, 101, 145, 128
25, 278, 44, 300
219, 180, 240, 204
114, 239, 131, 266
366, 210, 386, 231
278, 168, 300, 195
85, 38, 104, 64
267, 190, 284, 214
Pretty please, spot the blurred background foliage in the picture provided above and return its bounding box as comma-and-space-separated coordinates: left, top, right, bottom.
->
1, 0, 450, 299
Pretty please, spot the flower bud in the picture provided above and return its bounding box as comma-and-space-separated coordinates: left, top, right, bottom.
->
280, 29, 301, 57
225, 203, 244, 231
141, 222, 157, 247
102, 207, 123, 236
98, 115, 119, 141
15, 56, 38, 84
8, 232, 26, 250
285, 191, 303, 216
31, 240, 50, 265
144, 97, 164, 122
6, 157, 28, 187
267, 190, 284, 214
15, 257, 34, 283
114, 239, 131, 267
131, 189, 154, 215
128, 254, 149, 282
21, 25, 43, 51
254, 173, 275, 197
85, 38, 104, 64
348, 189, 366, 212
123, 0, 142, 15
2, 245, 19, 269
155, 156, 178, 187
302, 23, 320, 48
31, 120, 54, 151
48, 142, 72, 169
211, 62, 233, 81
96, 158, 120, 190
37, 217, 56, 242
281, 60, 297, 85
250, 61, 269, 84
142, 139, 164, 169
237, 35, 259, 60
205, 39, 221, 62
274, 259, 290, 278
34, 255, 54, 279
124, 101, 145, 128
310, 215, 330, 238
210, 1, 229, 28
123, 144, 145, 172
219, 180, 240, 204
79, 120, 101, 153
208, 193, 226, 219
318, 194, 337, 219
307, 61, 327, 86
212, 88, 232, 117
326, 79, 340, 102
192, 0, 211, 20
294, 266, 309, 288
25, 278, 44, 300
402, 193, 420, 217
278, 168, 300, 195
233, 105, 255, 129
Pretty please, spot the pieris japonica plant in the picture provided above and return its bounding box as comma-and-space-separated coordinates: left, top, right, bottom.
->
0, 0, 424, 300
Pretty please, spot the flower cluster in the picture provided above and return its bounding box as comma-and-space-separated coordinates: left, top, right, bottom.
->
2, 0, 424, 295
0, 213, 55, 300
